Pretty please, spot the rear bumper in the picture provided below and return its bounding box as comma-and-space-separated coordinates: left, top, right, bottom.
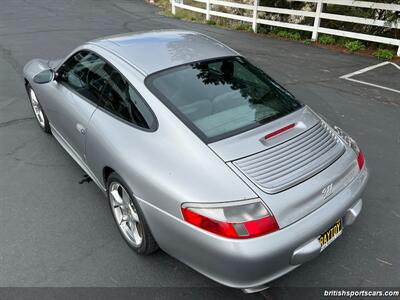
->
139, 165, 368, 289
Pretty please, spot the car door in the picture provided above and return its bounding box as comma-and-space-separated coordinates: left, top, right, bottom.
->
45, 51, 111, 161
84, 65, 157, 185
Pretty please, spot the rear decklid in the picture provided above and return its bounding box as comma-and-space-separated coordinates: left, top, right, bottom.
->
209, 106, 359, 227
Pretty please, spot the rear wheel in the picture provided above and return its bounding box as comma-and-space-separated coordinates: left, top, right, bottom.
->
107, 173, 158, 255
27, 85, 51, 133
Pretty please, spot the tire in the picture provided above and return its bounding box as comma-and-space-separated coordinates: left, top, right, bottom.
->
107, 172, 158, 255
27, 84, 51, 133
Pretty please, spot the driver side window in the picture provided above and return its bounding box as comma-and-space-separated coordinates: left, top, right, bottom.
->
58, 51, 111, 104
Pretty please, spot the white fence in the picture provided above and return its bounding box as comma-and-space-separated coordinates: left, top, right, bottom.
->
171, 0, 400, 56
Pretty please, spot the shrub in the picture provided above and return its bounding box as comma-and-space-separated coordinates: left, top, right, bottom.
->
344, 40, 366, 52
319, 34, 336, 45
373, 48, 394, 60
257, 26, 270, 34
303, 39, 312, 45
288, 32, 301, 40
275, 30, 288, 38
276, 30, 301, 40
234, 22, 252, 32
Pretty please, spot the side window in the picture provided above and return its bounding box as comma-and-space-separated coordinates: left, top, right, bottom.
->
58, 51, 111, 103
100, 70, 155, 129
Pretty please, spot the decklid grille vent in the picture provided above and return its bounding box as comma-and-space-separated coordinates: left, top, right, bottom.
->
233, 122, 345, 194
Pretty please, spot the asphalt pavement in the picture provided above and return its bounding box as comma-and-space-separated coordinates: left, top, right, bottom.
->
0, 0, 399, 298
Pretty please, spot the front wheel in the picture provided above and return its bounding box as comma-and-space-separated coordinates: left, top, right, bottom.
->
107, 173, 158, 255
27, 85, 51, 133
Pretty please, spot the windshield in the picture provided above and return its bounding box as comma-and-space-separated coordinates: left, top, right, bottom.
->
146, 56, 302, 142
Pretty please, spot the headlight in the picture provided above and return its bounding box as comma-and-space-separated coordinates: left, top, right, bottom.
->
334, 126, 364, 170
181, 199, 279, 239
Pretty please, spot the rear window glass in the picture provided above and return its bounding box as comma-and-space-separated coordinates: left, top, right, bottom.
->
146, 56, 302, 142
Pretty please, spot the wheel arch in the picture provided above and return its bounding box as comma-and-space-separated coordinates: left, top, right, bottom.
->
103, 166, 115, 187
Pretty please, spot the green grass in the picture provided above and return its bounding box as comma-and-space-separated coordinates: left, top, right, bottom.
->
373, 48, 394, 60
343, 40, 366, 52
257, 26, 270, 34
234, 22, 252, 32
154, 0, 206, 22
175, 8, 204, 21
319, 34, 336, 45
303, 39, 312, 45
275, 30, 301, 40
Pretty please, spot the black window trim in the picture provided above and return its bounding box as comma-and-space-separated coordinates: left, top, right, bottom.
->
144, 55, 303, 144
55, 49, 159, 133
56, 50, 102, 107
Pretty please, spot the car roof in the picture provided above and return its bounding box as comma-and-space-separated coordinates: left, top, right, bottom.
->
88, 30, 239, 75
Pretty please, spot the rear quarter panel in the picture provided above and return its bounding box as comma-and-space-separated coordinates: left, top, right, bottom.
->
84, 45, 256, 219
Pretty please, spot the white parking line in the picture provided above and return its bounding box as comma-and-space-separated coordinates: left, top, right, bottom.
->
343, 77, 400, 94
340, 61, 400, 94
392, 62, 400, 70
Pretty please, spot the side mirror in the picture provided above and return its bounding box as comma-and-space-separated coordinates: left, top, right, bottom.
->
33, 69, 55, 84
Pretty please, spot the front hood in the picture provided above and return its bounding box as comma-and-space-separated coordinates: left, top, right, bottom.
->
48, 58, 63, 70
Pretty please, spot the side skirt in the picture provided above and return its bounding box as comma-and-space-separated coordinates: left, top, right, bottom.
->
50, 124, 107, 193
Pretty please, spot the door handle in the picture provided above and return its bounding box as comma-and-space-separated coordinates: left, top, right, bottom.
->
76, 123, 86, 135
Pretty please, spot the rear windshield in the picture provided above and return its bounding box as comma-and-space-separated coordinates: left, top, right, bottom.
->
146, 56, 302, 142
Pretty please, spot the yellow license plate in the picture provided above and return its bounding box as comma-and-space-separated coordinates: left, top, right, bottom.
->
319, 219, 342, 251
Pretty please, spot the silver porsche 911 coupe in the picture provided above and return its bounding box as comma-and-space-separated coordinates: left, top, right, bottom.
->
23, 30, 368, 292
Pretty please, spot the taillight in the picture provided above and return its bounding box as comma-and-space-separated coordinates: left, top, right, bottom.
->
357, 151, 364, 170
181, 199, 279, 239
334, 126, 365, 170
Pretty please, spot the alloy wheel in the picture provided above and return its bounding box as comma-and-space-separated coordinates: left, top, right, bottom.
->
29, 88, 46, 128
109, 182, 143, 247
